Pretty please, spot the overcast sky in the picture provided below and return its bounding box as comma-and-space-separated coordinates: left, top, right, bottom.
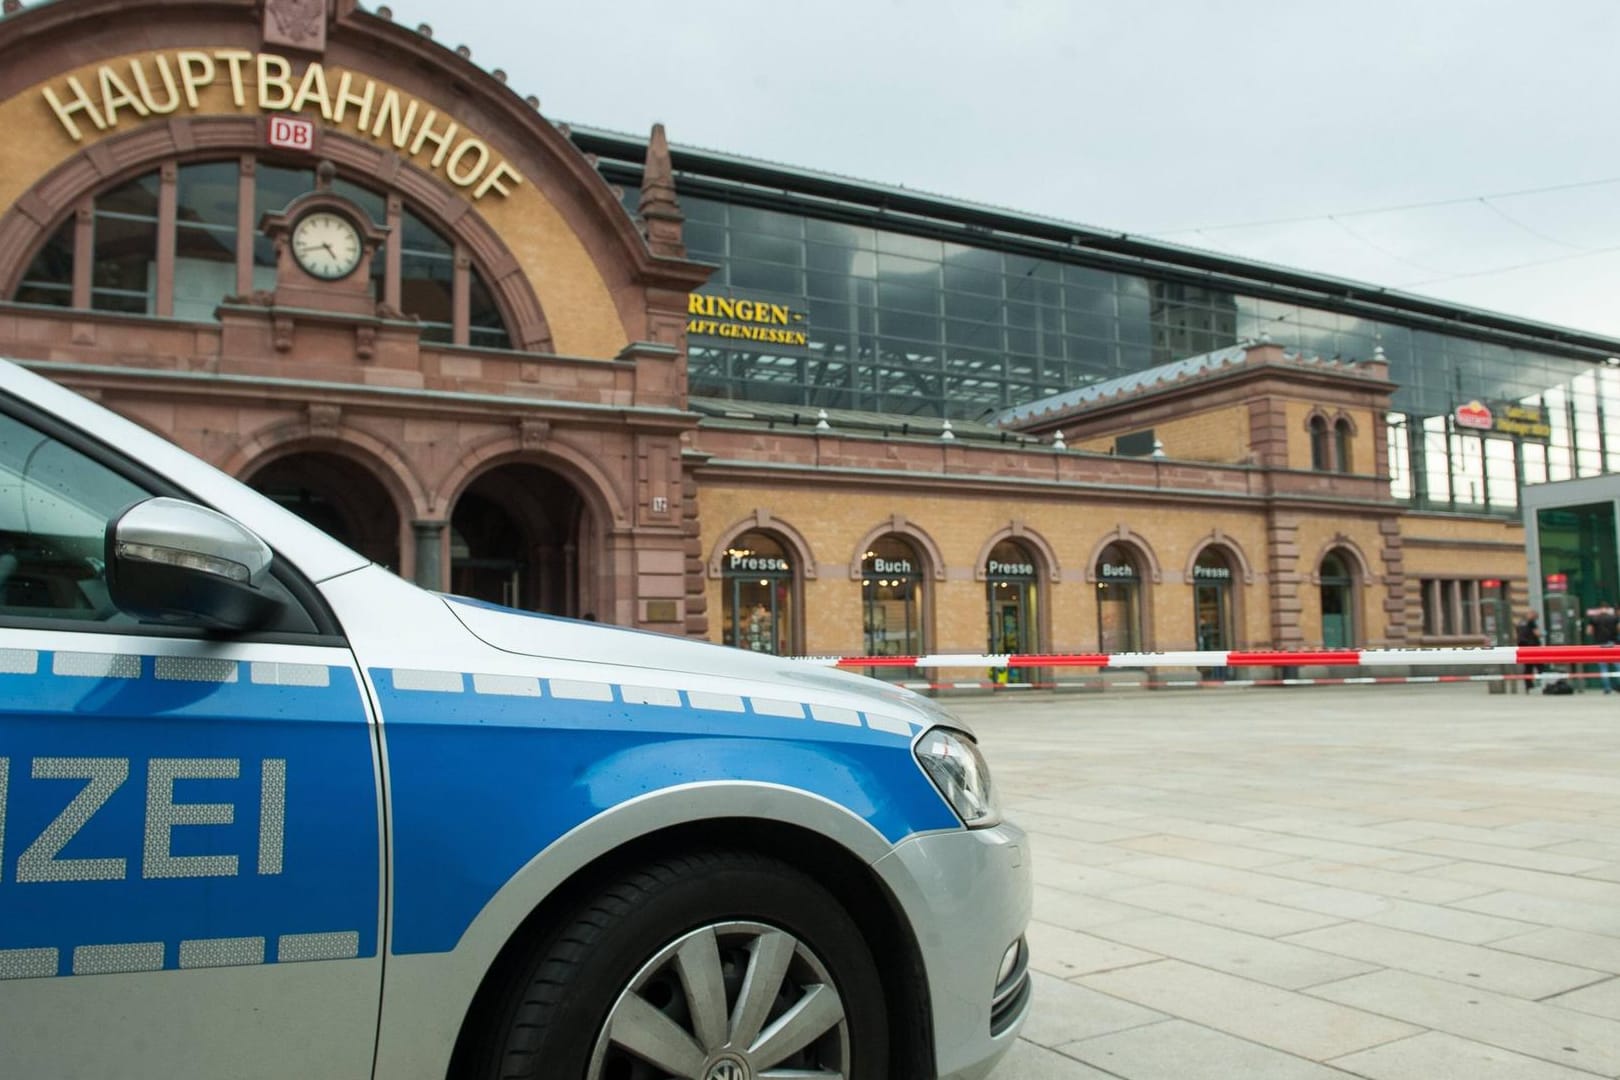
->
389, 0, 1620, 342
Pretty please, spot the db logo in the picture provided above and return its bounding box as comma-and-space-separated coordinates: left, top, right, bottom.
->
268, 115, 315, 151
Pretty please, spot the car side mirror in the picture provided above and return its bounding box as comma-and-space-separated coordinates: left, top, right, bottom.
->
105, 497, 284, 631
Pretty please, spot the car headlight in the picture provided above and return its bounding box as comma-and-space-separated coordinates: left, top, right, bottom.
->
915, 727, 1000, 827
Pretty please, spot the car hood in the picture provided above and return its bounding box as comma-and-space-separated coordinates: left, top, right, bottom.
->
441, 595, 964, 734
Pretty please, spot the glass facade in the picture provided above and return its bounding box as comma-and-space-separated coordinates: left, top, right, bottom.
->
599, 147, 1620, 518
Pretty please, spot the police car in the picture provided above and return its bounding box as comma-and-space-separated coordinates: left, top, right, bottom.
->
0, 357, 1030, 1080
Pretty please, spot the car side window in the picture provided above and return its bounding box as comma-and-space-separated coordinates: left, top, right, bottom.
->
0, 409, 146, 621
0, 407, 320, 635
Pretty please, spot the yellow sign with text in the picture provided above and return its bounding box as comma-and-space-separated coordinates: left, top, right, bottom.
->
38, 50, 523, 200
686, 293, 809, 347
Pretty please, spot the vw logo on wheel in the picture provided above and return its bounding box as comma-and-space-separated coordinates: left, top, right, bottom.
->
705, 1058, 749, 1080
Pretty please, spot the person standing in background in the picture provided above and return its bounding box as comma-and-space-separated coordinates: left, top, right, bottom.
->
1585, 600, 1619, 694
1518, 611, 1544, 689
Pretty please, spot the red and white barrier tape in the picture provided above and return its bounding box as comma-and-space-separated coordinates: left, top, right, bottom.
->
794, 645, 1620, 670
892, 671, 1611, 691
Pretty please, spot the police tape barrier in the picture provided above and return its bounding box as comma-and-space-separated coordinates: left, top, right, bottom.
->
889, 671, 1614, 691
792, 645, 1620, 670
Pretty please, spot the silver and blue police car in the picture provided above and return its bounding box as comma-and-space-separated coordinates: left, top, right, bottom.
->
0, 356, 1030, 1080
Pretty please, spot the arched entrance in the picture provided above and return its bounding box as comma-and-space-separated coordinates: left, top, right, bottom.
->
721, 530, 798, 654
1095, 541, 1147, 652
449, 463, 593, 617
247, 452, 401, 572
862, 534, 927, 659
1320, 550, 1357, 647
1192, 547, 1237, 651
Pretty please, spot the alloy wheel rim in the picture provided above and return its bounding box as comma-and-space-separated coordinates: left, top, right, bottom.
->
586, 920, 850, 1080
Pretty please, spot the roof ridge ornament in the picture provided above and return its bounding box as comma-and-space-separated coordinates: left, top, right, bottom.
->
638, 123, 685, 258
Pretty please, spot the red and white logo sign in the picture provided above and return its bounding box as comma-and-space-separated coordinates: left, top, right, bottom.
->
1455, 400, 1494, 430
267, 114, 315, 151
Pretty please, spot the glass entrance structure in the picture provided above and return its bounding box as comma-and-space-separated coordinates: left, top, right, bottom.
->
1523, 476, 1620, 641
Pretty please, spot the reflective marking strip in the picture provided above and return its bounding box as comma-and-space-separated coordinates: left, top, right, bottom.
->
549, 679, 613, 702
392, 669, 464, 693
53, 652, 140, 679
0, 947, 57, 979
179, 936, 266, 969
749, 698, 806, 719
277, 931, 360, 963
0, 648, 38, 675
863, 711, 913, 735
154, 656, 239, 683
472, 673, 542, 697
251, 662, 331, 687
621, 685, 682, 708
809, 704, 860, 726
686, 690, 745, 712
1164, 680, 1201, 687
73, 942, 163, 975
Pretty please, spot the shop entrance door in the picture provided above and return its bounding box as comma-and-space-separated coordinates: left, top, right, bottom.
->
1194, 583, 1231, 651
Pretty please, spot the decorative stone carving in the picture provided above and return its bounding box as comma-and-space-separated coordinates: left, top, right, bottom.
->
307, 403, 341, 437
263, 0, 327, 52
518, 419, 551, 450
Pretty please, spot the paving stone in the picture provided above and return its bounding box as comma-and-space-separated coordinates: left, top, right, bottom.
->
1492, 928, 1620, 974
1393, 838, 1609, 875
1079, 960, 1419, 1060
1261, 859, 1495, 905
1016, 971, 1166, 1049
1090, 915, 1375, 990
1453, 891, 1620, 936
1104, 882, 1345, 937
1268, 887, 1535, 945
1034, 857, 1156, 897
1425, 862, 1620, 906
1541, 976, 1620, 1021
1378, 820, 1584, 851
1030, 833, 1151, 867
1113, 833, 1298, 869
1063, 1019, 1363, 1079
1025, 920, 1160, 979
1281, 922, 1606, 999
1326, 1031, 1604, 1080
995, 1039, 1122, 1079
1093, 854, 1307, 898
1033, 884, 1155, 931
1236, 834, 1455, 872
1309, 969, 1620, 1074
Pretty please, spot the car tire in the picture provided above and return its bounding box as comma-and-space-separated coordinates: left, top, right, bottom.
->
483, 848, 889, 1080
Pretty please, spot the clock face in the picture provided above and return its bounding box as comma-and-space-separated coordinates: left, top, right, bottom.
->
291, 211, 363, 281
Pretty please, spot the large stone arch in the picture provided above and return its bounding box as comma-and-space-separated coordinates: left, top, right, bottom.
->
0, 121, 554, 350
226, 412, 430, 522
434, 429, 627, 530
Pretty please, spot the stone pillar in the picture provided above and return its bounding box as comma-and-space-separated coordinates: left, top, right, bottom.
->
412, 520, 446, 592
1379, 517, 1407, 645
1266, 512, 1302, 649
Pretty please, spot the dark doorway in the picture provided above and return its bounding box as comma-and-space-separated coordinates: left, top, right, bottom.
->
449, 464, 590, 616
248, 451, 400, 571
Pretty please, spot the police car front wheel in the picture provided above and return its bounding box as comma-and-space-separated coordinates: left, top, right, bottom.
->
483, 849, 889, 1080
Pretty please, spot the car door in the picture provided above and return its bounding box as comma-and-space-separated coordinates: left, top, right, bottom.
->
0, 398, 384, 1079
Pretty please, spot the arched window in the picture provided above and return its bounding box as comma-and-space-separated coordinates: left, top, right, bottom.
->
1334, 418, 1353, 473
986, 538, 1040, 657
11, 158, 513, 349
1320, 550, 1357, 647
1095, 542, 1146, 652
862, 535, 926, 658
1309, 415, 1330, 471
721, 530, 797, 655
1192, 547, 1236, 651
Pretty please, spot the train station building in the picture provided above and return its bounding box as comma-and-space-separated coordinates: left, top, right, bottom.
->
4, 0, 1617, 663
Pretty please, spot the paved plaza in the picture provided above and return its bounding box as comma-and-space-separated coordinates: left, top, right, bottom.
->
957, 682, 1620, 1080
